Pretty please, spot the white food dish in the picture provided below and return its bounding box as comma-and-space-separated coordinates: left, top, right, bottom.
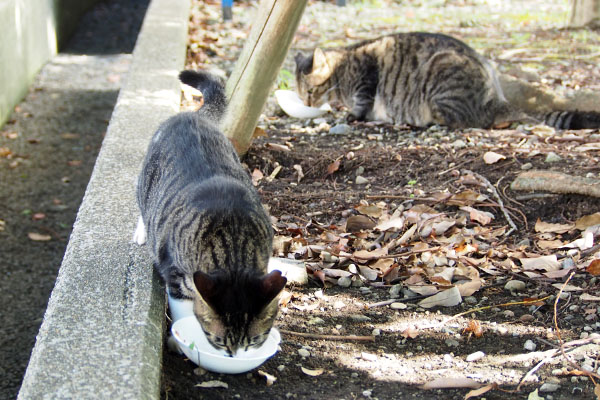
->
171, 316, 281, 374
167, 293, 194, 322
274, 89, 331, 119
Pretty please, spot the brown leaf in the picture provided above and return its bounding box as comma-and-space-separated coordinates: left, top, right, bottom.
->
352, 247, 388, 261
0, 147, 12, 158
356, 204, 383, 218
465, 383, 496, 399
252, 126, 267, 138
326, 158, 341, 175
28, 232, 51, 241
575, 212, 600, 230
301, 366, 324, 376
67, 160, 82, 167
447, 190, 487, 206
534, 218, 574, 234
345, 215, 376, 232
586, 259, 600, 276
32, 213, 46, 221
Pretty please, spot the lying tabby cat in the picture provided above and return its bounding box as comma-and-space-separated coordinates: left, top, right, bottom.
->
134, 70, 286, 355
295, 32, 600, 129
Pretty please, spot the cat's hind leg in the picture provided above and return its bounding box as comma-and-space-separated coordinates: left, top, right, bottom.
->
133, 215, 147, 245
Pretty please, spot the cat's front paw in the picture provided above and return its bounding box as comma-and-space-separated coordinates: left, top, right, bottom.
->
346, 113, 365, 123
133, 216, 147, 245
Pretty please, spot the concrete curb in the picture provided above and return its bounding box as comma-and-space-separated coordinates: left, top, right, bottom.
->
17, 0, 190, 398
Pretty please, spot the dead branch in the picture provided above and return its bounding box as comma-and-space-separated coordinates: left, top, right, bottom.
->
511, 170, 600, 198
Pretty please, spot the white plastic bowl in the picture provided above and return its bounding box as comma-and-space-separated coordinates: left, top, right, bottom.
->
167, 293, 194, 322
171, 316, 281, 374
274, 89, 331, 119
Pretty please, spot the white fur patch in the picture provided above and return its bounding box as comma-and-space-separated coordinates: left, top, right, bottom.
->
133, 215, 147, 245
372, 96, 392, 123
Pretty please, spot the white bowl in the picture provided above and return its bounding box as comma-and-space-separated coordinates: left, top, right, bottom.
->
274, 89, 331, 119
171, 316, 281, 374
167, 293, 194, 322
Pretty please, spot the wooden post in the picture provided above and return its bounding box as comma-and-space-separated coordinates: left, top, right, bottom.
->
569, 0, 600, 27
221, 0, 308, 155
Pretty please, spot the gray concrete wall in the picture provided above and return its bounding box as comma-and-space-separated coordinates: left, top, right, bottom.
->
0, 0, 100, 127
17, 0, 190, 397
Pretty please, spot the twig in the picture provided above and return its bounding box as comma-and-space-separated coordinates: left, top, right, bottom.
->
463, 169, 518, 236
279, 329, 376, 342
355, 246, 442, 261
553, 272, 600, 382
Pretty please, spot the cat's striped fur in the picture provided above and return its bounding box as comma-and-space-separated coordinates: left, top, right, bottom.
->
135, 70, 286, 355
295, 32, 600, 130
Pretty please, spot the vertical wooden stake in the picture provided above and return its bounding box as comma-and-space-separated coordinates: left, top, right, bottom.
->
221, 0, 308, 155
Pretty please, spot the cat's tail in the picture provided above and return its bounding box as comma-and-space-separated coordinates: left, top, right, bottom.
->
543, 110, 600, 130
179, 70, 227, 122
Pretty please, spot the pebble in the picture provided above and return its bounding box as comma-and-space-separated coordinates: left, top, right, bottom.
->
443, 354, 453, 363
329, 123, 350, 135
464, 296, 477, 305
298, 348, 310, 357
372, 328, 381, 336
312, 117, 327, 125
390, 302, 407, 310
307, 317, 325, 325
349, 314, 371, 322
445, 338, 460, 348
277, 365, 285, 372
502, 310, 515, 318
355, 176, 369, 185
452, 139, 466, 149
361, 352, 378, 361
504, 280, 526, 291
524, 339, 537, 351
521, 162, 533, 170
337, 276, 352, 287
466, 351, 485, 362
544, 152, 562, 163
389, 284, 402, 298
362, 389, 372, 397
539, 382, 560, 392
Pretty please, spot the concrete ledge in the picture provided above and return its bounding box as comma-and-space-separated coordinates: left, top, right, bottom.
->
17, 0, 190, 398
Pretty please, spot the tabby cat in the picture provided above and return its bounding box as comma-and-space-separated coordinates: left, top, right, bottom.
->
134, 70, 286, 355
295, 32, 600, 129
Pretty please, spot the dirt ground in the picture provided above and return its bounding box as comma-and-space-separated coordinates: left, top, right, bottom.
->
1, 0, 599, 399
162, 1, 600, 399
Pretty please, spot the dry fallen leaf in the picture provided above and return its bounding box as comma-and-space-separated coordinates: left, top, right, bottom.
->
575, 212, 600, 230
195, 380, 229, 389
257, 370, 277, 386
251, 168, 263, 186
519, 255, 560, 271
580, 293, 600, 301
460, 206, 493, 225
28, 232, 51, 241
587, 260, 600, 276
301, 366, 324, 377
418, 286, 462, 308
326, 158, 341, 176
345, 215, 376, 232
483, 151, 506, 164
421, 377, 481, 390
534, 218, 574, 234
465, 383, 496, 399
401, 325, 419, 339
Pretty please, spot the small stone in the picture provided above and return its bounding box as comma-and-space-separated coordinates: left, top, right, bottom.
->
524, 339, 537, 351
193, 367, 207, 376
351, 372, 359, 378
544, 152, 562, 163
307, 317, 325, 325
389, 284, 402, 298
539, 382, 560, 392
337, 276, 352, 287
355, 176, 369, 185
330, 123, 350, 135
362, 389, 372, 397
551, 368, 563, 376
298, 348, 310, 357
443, 354, 453, 363
390, 302, 407, 310
372, 328, 381, 336
466, 351, 485, 362
313, 117, 327, 125
502, 310, 515, 318
361, 352, 378, 361
504, 280, 526, 291
496, 326, 508, 335
464, 296, 477, 305
445, 338, 460, 348
355, 166, 365, 176
349, 314, 371, 322
521, 162, 533, 170
452, 139, 466, 149
277, 365, 285, 372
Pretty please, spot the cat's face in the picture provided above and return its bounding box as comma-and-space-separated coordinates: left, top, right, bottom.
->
192, 270, 286, 356
193, 297, 280, 355
294, 49, 339, 107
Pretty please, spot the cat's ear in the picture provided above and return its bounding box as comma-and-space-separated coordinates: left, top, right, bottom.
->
193, 271, 219, 303
308, 48, 333, 86
294, 52, 313, 74
259, 270, 287, 302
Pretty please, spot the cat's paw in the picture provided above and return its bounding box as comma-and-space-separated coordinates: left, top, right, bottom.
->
133, 216, 147, 245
